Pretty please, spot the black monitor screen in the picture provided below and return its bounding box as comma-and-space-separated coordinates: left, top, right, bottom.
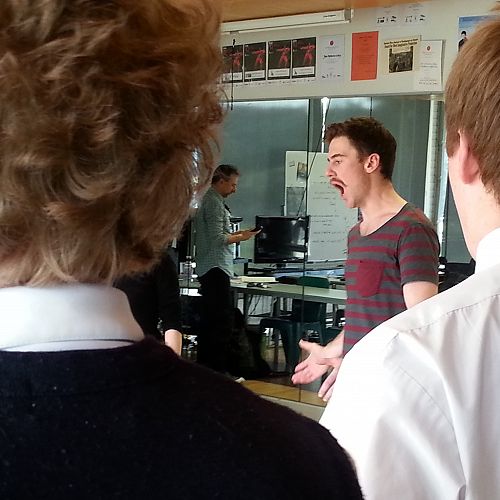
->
254, 216, 309, 264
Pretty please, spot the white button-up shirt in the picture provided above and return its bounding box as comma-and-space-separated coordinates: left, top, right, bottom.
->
321, 227, 500, 499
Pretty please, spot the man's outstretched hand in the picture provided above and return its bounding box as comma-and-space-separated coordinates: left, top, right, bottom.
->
291, 333, 344, 402
317, 358, 343, 401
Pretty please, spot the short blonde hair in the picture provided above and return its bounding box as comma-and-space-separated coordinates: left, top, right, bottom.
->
445, 10, 500, 202
0, 0, 223, 285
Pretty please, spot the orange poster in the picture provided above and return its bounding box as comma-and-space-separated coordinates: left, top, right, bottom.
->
351, 31, 379, 81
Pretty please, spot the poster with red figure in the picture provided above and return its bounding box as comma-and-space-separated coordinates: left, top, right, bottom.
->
267, 39, 292, 80
292, 37, 316, 78
244, 42, 266, 82
222, 44, 243, 83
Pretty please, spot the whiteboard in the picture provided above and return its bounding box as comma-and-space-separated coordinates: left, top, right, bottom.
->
285, 151, 358, 262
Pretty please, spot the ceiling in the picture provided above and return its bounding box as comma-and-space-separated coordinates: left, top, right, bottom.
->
222, 0, 432, 22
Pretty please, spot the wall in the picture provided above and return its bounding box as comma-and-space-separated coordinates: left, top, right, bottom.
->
221, 0, 495, 100
220, 99, 310, 259
215, 0, 496, 264
325, 96, 430, 207
221, 96, 431, 261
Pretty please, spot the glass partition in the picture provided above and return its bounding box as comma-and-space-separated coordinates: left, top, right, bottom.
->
181, 95, 465, 408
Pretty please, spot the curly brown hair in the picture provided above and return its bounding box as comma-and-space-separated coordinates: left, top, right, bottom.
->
324, 117, 397, 180
0, 0, 223, 285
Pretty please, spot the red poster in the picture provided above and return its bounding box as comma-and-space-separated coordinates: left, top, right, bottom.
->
351, 31, 379, 81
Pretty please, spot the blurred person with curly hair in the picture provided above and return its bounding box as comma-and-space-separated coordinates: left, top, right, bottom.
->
0, 1, 363, 499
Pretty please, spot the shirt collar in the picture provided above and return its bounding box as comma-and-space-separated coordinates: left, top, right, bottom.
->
209, 186, 224, 201
475, 227, 500, 273
0, 284, 144, 351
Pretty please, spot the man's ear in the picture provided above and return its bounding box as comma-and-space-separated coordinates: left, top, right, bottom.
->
456, 131, 480, 184
364, 153, 380, 174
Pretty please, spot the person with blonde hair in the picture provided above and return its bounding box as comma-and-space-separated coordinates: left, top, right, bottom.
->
0, 1, 363, 498
322, 10, 500, 499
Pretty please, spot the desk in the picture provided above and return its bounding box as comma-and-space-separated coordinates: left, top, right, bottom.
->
231, 283, 346, 368
231, 282, 346, 304
230, 282, 346, 327
181, 280, 346, 324
180, 280, 346, 369
181, 281, 346, 305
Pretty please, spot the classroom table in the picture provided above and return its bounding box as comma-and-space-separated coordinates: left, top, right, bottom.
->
229, 281, 346, 320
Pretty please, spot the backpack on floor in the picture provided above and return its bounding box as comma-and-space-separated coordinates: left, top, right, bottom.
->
228, 308, 271, 379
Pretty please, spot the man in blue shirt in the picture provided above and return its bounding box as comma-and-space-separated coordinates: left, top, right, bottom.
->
194, 165, 259, 374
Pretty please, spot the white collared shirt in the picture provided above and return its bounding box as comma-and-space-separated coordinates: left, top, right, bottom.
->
0, 284, 144, 351
321, 228, 500, 499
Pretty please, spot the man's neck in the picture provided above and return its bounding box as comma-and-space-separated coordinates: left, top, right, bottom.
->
460, 188, 500, 259
211, 185, 223, 196
359, 183, 406, 236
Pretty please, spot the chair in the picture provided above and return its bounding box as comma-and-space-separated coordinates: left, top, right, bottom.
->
258, 276, 330, 372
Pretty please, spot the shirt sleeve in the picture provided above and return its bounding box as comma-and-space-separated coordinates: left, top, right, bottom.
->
202, 195, 229, 247
398, 222, 440, 286
320, 329, 465, 499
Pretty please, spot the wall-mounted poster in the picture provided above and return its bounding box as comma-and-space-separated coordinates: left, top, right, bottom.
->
244, 42, 266, 82
292, 37, 316, 78
319, 35, 345, 81
222, 44, 243, 83
351, 32, 378, 81
383, 36, 420, 74
414, 40, 443, 91
458, 15, 496, 52
268, 40, 292, 80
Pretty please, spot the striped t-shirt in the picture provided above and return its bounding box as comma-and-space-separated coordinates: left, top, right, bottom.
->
343, 203, 439, 354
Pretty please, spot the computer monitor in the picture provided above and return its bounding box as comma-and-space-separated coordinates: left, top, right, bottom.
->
254, 216, 309, 264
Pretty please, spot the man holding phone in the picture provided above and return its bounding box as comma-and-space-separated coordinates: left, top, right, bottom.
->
194, 164, 260, 375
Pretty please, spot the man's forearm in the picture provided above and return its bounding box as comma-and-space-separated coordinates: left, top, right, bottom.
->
226, 232, 243, 244
227, 229, 257, 244
324, 331, 344, 363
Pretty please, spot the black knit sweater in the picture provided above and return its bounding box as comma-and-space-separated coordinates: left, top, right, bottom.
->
0, 338, 362, 499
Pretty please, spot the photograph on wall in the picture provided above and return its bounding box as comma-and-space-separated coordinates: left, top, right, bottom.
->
296, 161, 308, 182
383, 36, 420, 74
319, 35, 345, 81
243, 42, 266, 82
458, 15, 496, 51
267, 40, 292, 80
291, 37, 316, 78
222, 44, 243, 83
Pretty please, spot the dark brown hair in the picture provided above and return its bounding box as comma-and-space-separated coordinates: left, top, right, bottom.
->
324, 117, 397, 180
0, 0, 223, 285
212, 164, 240, 183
